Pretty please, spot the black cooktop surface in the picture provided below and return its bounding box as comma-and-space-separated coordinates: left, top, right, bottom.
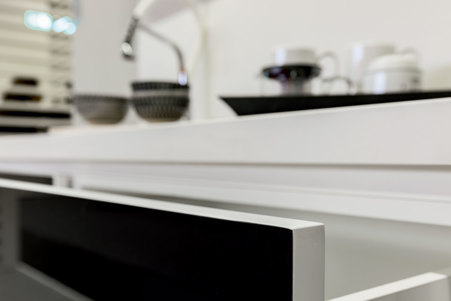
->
221, 90, 451, 116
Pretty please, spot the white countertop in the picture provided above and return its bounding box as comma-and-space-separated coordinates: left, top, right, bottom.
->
0, 97, 449, 166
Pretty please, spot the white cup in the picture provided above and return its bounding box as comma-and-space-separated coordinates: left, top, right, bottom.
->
363, 53, 422, 94
273, 46, 319, 66
267, 46, 348, 95
346, 41, 396, 92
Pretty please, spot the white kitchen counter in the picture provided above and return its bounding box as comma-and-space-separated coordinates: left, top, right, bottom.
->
0, 98, 450, 226
0, 97, 450, 165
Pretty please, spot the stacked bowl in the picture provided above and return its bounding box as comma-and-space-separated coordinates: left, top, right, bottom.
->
130, 81, 190, 122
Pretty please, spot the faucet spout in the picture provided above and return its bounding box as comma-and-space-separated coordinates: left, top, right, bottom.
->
121, 17, 140, 60
121, 11, 187, 86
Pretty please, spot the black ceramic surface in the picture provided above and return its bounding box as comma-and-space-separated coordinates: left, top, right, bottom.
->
17, 188, 293, 301
221, 90, 451, 116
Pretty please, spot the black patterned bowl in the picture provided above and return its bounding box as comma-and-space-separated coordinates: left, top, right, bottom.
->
131, 81, 189, 122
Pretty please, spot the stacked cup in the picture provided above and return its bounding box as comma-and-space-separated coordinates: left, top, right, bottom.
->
346, 41, 422, 94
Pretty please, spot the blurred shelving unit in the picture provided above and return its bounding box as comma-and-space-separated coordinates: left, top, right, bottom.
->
0, 0, 73, 133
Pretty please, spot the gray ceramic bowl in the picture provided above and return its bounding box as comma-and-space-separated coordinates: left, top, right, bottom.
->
73, 95, 128, 124
131, 81, 189, 122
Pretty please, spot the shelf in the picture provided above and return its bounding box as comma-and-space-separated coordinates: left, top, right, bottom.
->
0, 102, 70, 113
0, 116, 70, 128
0, 102, 71, 131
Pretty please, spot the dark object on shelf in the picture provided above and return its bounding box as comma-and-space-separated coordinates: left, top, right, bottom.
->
0, 126, 47, 134
3, 93, 42, 102
262, 65, 321, 81
131, 81, 189, 122
3, 76, 42, 102
74, 95, 128, 124
221, 90, 451, 116
13, 77, 39, 87
0, 110, 69, 119
262, 64, 321, 95
0, 108, 70, 134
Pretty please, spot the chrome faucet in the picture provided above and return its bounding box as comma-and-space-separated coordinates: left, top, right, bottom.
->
122, 0, 188, 86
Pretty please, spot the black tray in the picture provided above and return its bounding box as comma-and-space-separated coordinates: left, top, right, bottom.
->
221, 90, 451, 116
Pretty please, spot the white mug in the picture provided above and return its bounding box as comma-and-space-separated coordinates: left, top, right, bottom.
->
268, 46, 348, 95
363, 53, 422, 94
273, 46, 320, 66
346, 41, 396, 92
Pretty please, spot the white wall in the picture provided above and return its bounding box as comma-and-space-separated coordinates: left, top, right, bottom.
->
72, 0, 137, 96
137, 0, 451, 119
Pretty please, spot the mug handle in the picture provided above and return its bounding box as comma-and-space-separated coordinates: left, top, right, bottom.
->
318, 51, 340, 77
317, 52, 355, 94
320, 76, 355, 95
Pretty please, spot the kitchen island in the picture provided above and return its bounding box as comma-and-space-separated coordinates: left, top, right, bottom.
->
0, 97, 451, 300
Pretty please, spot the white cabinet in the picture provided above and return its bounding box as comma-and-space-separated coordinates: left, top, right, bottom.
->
0, 179, 450, 300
